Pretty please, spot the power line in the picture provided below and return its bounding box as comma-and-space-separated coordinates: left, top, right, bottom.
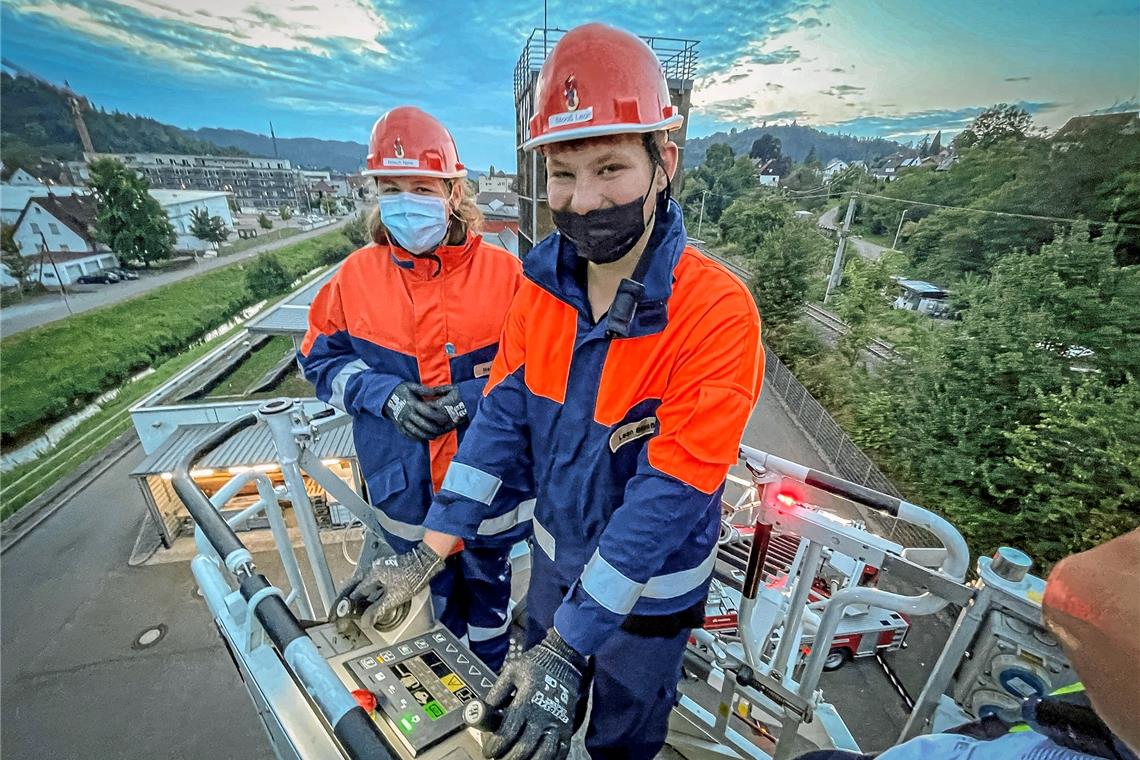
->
850, 191, 1140, 230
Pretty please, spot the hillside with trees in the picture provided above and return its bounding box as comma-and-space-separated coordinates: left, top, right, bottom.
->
0, 72, 247, 171
701, 105, 1140, 567
685, 122, 902, 168
182, 128, 367, 173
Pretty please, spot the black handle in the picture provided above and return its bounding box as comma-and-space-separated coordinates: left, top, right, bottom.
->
804, 469, 902, 517
311, 406, 337, 420
463, 700, 504, 733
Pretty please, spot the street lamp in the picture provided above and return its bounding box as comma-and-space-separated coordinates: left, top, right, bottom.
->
892, 208, 910, 250
35, 230, 73, 314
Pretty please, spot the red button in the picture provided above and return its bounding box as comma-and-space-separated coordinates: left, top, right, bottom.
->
352, 689, 378, 714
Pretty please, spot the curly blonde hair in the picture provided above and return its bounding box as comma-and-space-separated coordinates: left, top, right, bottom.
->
368, 179, 484, 247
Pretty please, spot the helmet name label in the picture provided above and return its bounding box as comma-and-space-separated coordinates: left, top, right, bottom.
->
383, 157, 420, 167
548, 107, 593, 129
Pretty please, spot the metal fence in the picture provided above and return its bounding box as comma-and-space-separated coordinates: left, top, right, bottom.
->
762, 348, 937, 547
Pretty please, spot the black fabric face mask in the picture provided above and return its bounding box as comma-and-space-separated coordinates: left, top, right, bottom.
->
552, 169, 658, 264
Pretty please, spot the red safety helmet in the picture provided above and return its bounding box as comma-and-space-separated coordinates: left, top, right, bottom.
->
523, 23, 684, 151
364, 106, 466, 179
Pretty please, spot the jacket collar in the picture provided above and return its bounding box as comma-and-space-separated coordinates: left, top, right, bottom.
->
524, 198, 687, 337
386, 232, 482, 279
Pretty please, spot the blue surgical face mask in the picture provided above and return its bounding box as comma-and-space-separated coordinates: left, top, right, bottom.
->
378, 192, 449, 254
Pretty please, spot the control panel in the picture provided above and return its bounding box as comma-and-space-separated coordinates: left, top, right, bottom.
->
315, 623, 495, 756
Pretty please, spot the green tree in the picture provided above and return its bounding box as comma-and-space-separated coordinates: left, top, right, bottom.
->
320, 196, 338, 216
804, 146, 820, 168
278, 204, 294, 221
750, 134, 781, 161
861, 230, 1139, 565
679, 143, 758, 225
88, 157, 175, 267
719, 195, 791, 250
342, 212, 369, 248
742, 220, 829, 330
831, 252, 903, 365
258, 212, 273, 230
245, 254, 290, 300
189, 207, 230, 246
964, 103, 1036, 146
1, 223, 31, 288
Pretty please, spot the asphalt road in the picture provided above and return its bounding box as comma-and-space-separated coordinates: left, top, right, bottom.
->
0, 374, 945, 758
817, 205, 891, 261
0, 217, 350, 338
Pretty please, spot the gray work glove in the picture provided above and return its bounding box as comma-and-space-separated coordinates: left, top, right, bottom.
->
384, 382, 452, 440
482, 629, 588, 760
346, 542, 446, 619
428, 384, 469, 431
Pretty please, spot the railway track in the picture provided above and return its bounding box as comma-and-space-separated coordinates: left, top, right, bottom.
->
689, 237, 902, 364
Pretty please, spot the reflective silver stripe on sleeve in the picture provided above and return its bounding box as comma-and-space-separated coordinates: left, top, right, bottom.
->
374, 510, 426, 542
532, 516, 556, 560
642, 544, 718, 599
581, 544, 719, 615
467, 600, 516, 642
580, 550, 644, 615
477, 498, 536, 536
329, 359, 368, 411
441, 462, 502, 505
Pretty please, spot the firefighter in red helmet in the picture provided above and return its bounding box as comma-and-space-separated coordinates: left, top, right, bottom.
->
299, 106, 528, 671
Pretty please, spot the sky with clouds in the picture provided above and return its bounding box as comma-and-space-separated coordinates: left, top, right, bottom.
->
2, 0, 1136, 170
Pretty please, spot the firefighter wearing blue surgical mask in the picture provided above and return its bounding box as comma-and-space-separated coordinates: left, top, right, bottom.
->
299, 106, 528, 671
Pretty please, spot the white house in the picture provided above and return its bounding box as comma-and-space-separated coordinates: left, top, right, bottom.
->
11, 195, 117, 286
3, 168, 41, 186
149, 189, 235, 252
823, 159, 849, 182
1, 184, 88, 225
478, 174, 512, 193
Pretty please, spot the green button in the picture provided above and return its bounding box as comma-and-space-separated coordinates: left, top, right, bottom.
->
399, 715, 416, 734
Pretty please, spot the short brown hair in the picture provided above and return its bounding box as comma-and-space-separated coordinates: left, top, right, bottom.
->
368, 179, 484, 246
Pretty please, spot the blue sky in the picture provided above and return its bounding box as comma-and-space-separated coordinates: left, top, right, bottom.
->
2, 0, 1137, 170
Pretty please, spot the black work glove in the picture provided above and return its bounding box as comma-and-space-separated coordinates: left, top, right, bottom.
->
482, 629, 588, 760
383, 382, 452, 440
347, 543, 446, 627
428, 384, 469, 432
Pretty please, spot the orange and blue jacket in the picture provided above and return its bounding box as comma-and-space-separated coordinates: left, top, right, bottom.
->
299, 234, 527, 547
424, 201, 764, 656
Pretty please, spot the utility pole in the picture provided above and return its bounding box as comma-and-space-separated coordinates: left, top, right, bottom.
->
37, 231, 73, 315
696, 189, 708, 238
824, 196, 856, 304
892, 208, 909, 250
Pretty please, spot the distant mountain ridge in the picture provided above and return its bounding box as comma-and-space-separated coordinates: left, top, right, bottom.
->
179, 127, 369, 173
685, 123, 904, 167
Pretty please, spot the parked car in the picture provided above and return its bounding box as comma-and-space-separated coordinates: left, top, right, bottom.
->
76, 272, 119, 284
106, 267, 139, 280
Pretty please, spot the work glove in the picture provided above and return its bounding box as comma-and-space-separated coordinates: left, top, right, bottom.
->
383, 382, 452, 440
428, 384, 469, 431
341, 542, 446, 622
481, 629, 588, 760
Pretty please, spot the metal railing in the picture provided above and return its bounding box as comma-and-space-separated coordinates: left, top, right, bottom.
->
762, 349, 935, 547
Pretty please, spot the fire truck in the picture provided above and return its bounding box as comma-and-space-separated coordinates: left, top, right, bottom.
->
709, 489, 910, 671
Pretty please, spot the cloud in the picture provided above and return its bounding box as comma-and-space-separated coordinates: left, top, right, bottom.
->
1004, 76, 1032, 82
830, 67, 845, 73
799, 17, 823, 28
821, 84, 865, 98
757, 110, 805, 121
744, 45, 801, 66
826, 101, 1063, 140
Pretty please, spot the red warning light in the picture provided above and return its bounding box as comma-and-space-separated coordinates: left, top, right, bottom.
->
776, 492, 796, 507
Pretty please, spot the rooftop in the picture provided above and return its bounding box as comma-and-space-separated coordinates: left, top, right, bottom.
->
897, 279, 948, 296
18, 194, 99, 243
148, 189, 231, 205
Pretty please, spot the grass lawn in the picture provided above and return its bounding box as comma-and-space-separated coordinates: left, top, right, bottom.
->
208, 335, 295, 397
0, 323, 246, 521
